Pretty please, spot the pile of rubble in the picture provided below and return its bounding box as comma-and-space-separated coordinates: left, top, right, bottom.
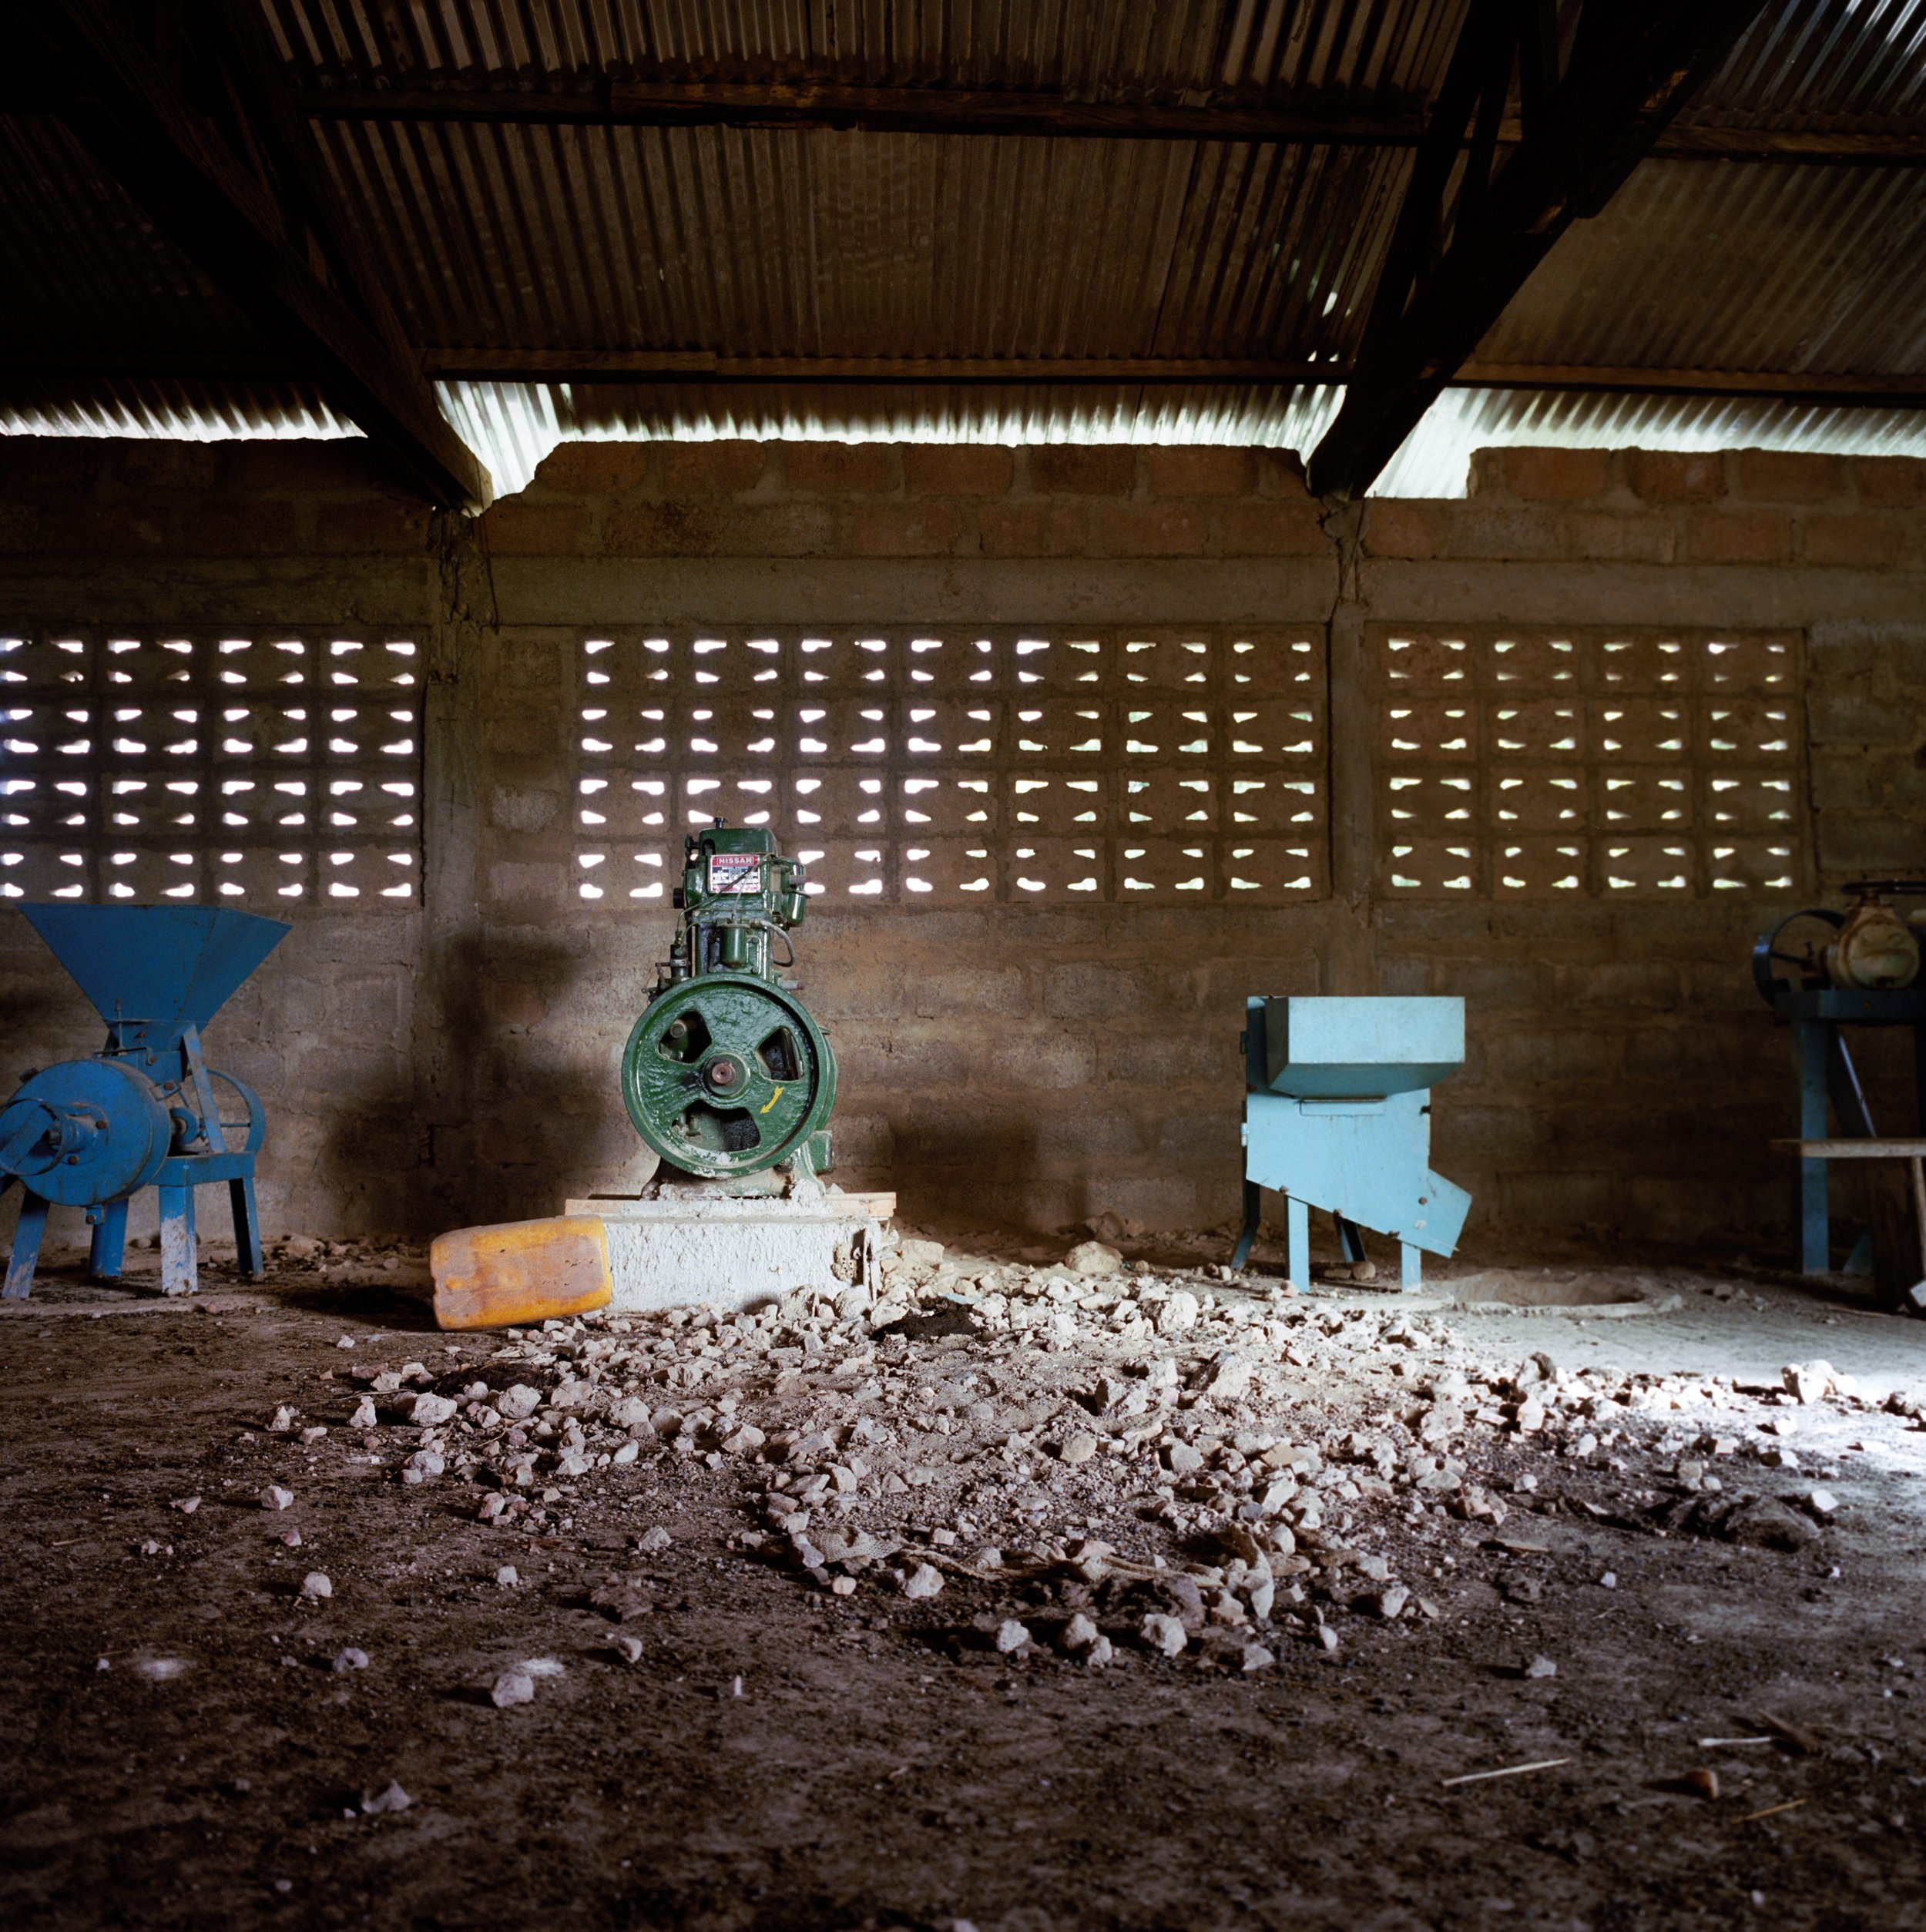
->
266, 1236, 427, 1288
257, 1231, 1921, 1669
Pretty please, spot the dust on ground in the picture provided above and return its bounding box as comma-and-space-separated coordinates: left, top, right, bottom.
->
2, 1222, 1924, 1931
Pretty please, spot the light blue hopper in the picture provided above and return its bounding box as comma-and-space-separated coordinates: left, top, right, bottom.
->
2, 904, 289, 1300
1233, 995, 1471, 1289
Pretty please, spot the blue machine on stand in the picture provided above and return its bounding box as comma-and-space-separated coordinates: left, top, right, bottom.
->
1754, 884, 1926, 1282
1, 904, 288, 1299
1233, 995, 1471, 1289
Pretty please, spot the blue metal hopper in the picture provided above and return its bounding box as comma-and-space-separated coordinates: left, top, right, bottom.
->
18, 904, 288, 1055
3, 904, 289, 1300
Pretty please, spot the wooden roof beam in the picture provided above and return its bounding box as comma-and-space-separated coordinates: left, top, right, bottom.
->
1308, 0, 1774, 501
275, 78, 1926, 164
4, 0, 489, 510
414, 352, 1342, 384
296, 79, 1428, 144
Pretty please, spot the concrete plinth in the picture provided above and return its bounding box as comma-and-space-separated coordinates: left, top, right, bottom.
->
564, 1192, 897, 1313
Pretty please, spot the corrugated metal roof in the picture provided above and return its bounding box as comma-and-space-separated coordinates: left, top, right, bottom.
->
262, 0, 1464, 98
0, 378, 356, 442
1691, 0, 1926, 127
1, 2, 1924, 496
9, 373, 1923, 504
1475, 159, 1926, 375
438, 375, 1339, 491
1377, 384, 1926, 497
316, 119, 1404, 362
267, 0, 1455, 404
0, 114, 258, 357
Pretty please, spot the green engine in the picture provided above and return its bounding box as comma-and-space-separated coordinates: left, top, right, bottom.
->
620, 825, 837, 1182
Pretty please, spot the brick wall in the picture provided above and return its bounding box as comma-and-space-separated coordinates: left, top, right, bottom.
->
2, 436, 1923, 1255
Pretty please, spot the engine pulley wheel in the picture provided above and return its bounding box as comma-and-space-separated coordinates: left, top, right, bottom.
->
621, 974, 836, 1179
703, 1052, 749, 1095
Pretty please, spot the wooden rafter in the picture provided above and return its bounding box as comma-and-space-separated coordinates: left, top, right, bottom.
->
263, 79, 1926, 165
1307, 0, 1774, 501
1457, 364, 1926, 408
9, 347, 1919, 411
296, 79, 1429, 143
2, 0, 489, 510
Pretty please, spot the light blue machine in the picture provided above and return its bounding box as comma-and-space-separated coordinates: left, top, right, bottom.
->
1233, 995, 1471, 1288
1, 904, 288, 1300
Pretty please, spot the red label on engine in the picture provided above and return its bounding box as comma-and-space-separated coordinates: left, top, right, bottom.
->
707, 852, 762, 894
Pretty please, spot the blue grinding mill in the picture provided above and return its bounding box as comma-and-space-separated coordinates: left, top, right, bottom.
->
1, 904, 289, 1299
1233, 995, 1471, 1290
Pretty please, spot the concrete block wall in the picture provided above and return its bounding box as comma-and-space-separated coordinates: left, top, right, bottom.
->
1357, 448, 1926, 1242
2, 436, 1923, 1253
0, 442, 438, 1249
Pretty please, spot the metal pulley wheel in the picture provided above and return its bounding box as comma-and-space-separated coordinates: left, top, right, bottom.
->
0, 1059, 172, 1207
200, 1068, 268, 1157
1752, 907, 1846, 1003
620, 974, 837, 1178
1754, 904, 1923, 1001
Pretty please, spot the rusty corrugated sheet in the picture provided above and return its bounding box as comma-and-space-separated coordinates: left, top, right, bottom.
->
271, 0, 1451, 378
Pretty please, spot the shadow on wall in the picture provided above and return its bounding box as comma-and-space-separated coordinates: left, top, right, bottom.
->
885, 1108, 1056, 1231
406, 923, 488, 1236
0, 971, 79, 1038
440, 927, 659, 1233
306, 1005, 421, 1239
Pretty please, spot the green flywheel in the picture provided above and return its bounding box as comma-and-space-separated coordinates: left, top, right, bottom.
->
620, 972, 837, 1179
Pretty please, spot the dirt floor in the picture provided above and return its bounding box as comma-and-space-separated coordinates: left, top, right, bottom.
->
2, 1225, 1925, 1932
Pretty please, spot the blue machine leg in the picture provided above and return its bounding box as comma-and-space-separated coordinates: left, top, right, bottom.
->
1827, 1032, 1874, 1136
5, 1187, 48, 1300
1400, 1240, 1423, 1290
1793, 1018, 1830, 1274
1824, 1035, 1881, 1274
229, 1176, 263, 1280
1230, 1179, 1261, 1272
1285, 1194, 1310, 1288
158, 1184, 196, 1296
89, 1198, 129, 1280
1334, 1214, 1365, 1265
